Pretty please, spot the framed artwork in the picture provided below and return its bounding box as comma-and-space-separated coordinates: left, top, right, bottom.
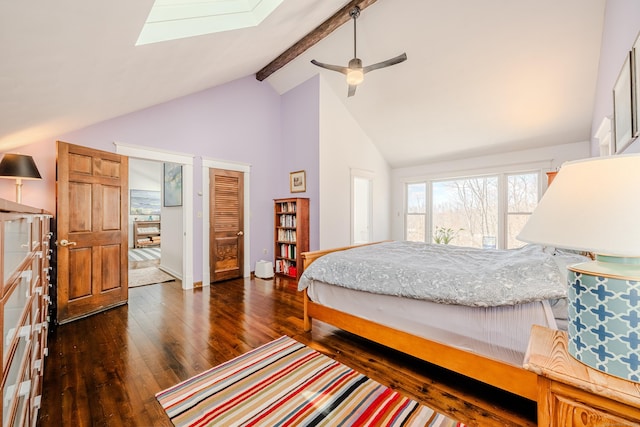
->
613, 52, 633, 153
633, 32, 640, 138
290, 170, 306, 193
163, 162, 183, 207
130, 189, 161, 215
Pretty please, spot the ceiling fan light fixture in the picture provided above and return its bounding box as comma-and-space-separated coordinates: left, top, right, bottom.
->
310, 5, 407, 97
346, 68, 364, 85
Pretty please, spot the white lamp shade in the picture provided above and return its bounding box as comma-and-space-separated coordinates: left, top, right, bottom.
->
518, 154, 640, 257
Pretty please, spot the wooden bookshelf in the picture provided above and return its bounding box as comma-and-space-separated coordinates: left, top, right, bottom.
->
133, 220, 161, 248
274, 198, 309, 280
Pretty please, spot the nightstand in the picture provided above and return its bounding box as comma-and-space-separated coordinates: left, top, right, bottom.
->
524, 325, 640, 426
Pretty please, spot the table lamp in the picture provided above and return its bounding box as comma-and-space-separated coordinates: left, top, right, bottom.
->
0, 153, 42, 204
518, 154, 640, 382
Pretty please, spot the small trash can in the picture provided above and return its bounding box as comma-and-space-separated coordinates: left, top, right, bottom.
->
255, 260, 274, 279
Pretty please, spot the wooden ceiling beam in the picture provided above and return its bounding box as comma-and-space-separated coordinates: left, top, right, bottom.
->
255, 0, 378, 82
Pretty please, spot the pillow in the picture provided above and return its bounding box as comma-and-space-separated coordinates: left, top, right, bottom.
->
551, 250, 592, 282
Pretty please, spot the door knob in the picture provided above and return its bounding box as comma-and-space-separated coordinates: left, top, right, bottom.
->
58, 239, 77, 247
237, 231, 244, 236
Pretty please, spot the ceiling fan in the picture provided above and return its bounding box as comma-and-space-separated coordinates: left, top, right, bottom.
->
311, 6, 407, 97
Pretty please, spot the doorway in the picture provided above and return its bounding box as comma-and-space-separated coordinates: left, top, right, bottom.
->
209, 168, 244, 282
351, 169, 374, 245
128, 158, 175, 288
129, 158, 162, 267
201, 158, 251, 285
115, 142, 194, 289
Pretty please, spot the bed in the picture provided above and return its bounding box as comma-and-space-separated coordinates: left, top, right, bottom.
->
299, 241, 588, 401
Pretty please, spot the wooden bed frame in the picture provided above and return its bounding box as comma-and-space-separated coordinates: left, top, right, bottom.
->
301, 244, 538, 401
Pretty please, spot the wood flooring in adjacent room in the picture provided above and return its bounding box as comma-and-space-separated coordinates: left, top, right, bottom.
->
37, 277, 536, 427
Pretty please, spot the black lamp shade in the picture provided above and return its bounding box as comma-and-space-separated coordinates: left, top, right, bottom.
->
0, 154, 42, 180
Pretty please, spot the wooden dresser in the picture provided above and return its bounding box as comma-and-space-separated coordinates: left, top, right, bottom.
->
524, 325, 640, 426
0, 199, 52, 427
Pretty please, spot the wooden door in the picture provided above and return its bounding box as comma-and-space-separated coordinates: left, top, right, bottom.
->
56, 141, 128, 323
209, 168, 244, 282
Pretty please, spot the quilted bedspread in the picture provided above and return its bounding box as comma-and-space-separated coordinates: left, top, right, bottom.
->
298, 241, 585, 307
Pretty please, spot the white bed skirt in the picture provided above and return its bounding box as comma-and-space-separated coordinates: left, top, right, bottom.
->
307, 281, 559, 366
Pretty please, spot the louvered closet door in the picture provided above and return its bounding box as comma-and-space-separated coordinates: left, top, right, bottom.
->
209, 168, 244, 282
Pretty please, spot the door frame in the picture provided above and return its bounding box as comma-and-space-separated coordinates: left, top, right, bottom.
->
202, 158, 251, 286
350, 168, 374, 245
114, 142, 195, 290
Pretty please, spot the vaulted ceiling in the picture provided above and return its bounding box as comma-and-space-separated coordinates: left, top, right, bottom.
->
0, 0, 606, 167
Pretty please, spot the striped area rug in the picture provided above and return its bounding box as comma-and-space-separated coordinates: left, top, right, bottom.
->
156, 336, 464, 427
128, 247, 161, 262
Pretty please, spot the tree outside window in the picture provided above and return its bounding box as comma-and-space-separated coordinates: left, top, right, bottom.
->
406, 183, 426, 241
506, 173, 538, 248
432, 177, 498, 248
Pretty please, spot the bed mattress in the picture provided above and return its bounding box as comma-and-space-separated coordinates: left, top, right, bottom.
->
306, 280, 561, 366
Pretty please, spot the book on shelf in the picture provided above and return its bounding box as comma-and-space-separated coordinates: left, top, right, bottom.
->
278, 202, 297, 213
277, 229, 297, 242
274, 259, 297, 278
138, 226, 159, 233
279, 244, 296, 259
279, 214, 297, 228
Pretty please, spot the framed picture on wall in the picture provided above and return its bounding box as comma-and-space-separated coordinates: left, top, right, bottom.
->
613, 52, 633, 153
163, 162, 183, 207
130, 189, 161, 215
290, 170, 306, 193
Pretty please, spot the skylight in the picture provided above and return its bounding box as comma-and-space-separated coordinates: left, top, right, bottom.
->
136, 0, 284, 45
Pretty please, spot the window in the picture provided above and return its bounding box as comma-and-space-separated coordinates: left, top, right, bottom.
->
405, 172, 539, 248
432, 176, 498, 247
406, 183, 427, 242
506, 173, 538, 248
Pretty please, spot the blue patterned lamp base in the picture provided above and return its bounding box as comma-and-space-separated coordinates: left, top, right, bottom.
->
568, 259, 640, 383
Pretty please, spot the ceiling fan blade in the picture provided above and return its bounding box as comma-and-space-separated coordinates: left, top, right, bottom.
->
311, 59, 348, 75
347, 84, 357, 97
363, 53, 408, 74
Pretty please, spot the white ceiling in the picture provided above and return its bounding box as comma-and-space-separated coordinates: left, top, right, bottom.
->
0, 0, 606, 167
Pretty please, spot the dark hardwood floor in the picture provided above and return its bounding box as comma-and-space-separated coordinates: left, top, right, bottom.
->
37, 277, 536, 426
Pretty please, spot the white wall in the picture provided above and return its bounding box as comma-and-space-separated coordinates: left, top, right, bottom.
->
161, 196, 184, 278
318, 77, 391, 249
390, 141, 590, 240
590, 0, 640, 155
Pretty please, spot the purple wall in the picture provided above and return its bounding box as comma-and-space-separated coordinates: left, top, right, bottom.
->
3, 76, 290, 283
590, 0, 640, 154
0, 138, 56, 213
280, 75, 320, 251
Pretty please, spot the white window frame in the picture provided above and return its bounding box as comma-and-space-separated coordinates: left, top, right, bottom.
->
404, 169, 543, 248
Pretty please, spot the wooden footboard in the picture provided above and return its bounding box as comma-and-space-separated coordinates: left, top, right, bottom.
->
300, 243, 538, 402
